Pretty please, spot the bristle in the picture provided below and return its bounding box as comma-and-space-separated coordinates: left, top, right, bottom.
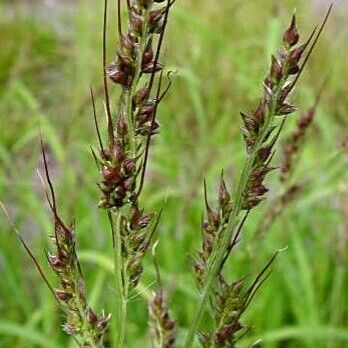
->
103, 0, 115, 149
90, 86, 104, 153
117, 0, 122, 38
290, 3, 333, 93
0, 202, 57, 300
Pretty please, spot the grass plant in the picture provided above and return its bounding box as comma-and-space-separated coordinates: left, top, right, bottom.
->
0, 1, 347, 348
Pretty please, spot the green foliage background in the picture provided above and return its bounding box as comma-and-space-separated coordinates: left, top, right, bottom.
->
0, 0, 347, 347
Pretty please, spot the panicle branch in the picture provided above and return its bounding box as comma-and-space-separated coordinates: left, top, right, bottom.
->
148, 246, 176, 348
42, 146, 110, 347
198, 254, 279, 347
280, 78, 327, 182
92, 0, 174, 293
186, 7, 332, 347
90, 1, 175, 346
149, 289, 176, 348
253, 77, 328, 240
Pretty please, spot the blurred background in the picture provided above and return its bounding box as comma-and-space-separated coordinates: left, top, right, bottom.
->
0, 0, 347, 347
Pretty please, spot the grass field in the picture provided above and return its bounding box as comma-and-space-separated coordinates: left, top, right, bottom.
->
0, 0, 347, 347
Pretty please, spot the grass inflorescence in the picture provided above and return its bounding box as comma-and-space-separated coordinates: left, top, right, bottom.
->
1, 1, 347, 348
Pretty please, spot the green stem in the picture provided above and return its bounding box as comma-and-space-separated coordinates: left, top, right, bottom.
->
117, 290, 128, 348
184, 88, 283, 347
109, 211, 127, 348
111, 13, 150, 347
157, 320, 165, 348
123, 89, 136, 158
119, 268, 129, 348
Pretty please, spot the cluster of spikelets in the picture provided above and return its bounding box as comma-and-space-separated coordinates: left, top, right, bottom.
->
43, 149, 111, 347
187, 9, 333, 347
107, 0, 171, 89
280, 102, 319, 182
240, 15, 311, 210
3, 144, 111, 348
149, 288, 176, 348
97, 0, 173, 210
47, 209, 111, 346
90, 0, 175, 301
5, 1, 334, 348
194, 175, 279, 347
254, 77, 327, 240
194, 175, 233, 290
92, 0, 177, 346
